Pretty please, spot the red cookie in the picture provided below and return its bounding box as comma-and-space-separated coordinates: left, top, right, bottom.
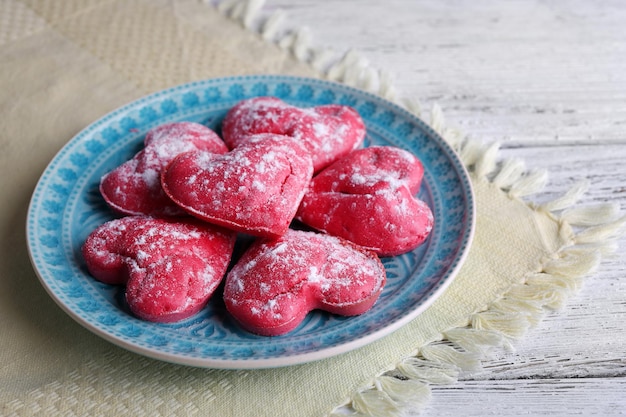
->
162, 133, 314, 238
100, 122, 228, 217
296, 146, 434, 256
223, 229, 386, 336
82, 216, 236, 322
221, 97, 366, 172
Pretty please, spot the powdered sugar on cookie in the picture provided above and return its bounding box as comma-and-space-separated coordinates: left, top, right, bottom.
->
297, 146, 433, 256
82, 216, 236, 323
223, 229, 386, 336
221, 97, 366, 172
100, 122, 227, 217
162, 133, 313, 238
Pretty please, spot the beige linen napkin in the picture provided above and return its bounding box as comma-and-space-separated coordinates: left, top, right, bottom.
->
1, 1, 622, 416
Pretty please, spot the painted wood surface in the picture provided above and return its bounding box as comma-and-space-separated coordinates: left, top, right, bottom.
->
267, 1, 626, 415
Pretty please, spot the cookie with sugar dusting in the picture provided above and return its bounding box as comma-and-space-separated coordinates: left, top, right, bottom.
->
221, 96, 366, 172
296, 146, 434, 256
82, 216, 236, 323
100, 122, 228, 217
162, 133, 314, 238
223, 229, 386, 336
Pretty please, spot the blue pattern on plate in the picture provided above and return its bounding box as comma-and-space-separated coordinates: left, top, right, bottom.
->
27, 75, 474, 369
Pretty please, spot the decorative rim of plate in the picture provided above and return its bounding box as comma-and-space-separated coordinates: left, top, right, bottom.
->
26, 75, 475, 369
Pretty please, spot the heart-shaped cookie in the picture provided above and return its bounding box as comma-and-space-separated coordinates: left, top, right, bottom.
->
100, 122, 228, 217
82, 216, 236, 322
221, 97, 366, 172
223, 229, 386, 336
162, 133, 314, 238
296, 146, 434, 256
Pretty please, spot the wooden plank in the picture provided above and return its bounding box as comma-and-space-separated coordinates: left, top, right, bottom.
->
422, 378, 626, 416
269, 0, 626, 146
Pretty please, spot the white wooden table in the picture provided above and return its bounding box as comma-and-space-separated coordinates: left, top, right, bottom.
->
270, 1, 626, 415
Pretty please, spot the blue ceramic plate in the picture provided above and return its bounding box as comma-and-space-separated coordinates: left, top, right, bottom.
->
27, 75, 474, 369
